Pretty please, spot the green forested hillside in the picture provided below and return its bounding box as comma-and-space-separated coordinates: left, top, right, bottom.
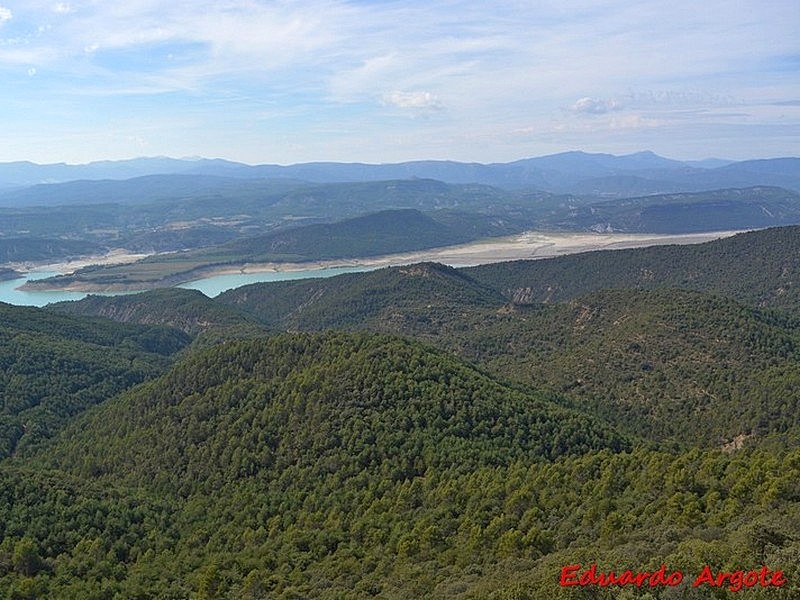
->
39, 333, 629, 487
549, 186, 800, 232
49, 288, 260, 336
0, 302, 189, 459
218, 272, 800, 448
466, 225, 800, 311
1, 333, 798, 598
49, 262, 505, 332
217, 262, 505, 329
2, 448, 799, 598
6, 224, 800, 597
220, 209, 471, 262
394, 288, 800, 447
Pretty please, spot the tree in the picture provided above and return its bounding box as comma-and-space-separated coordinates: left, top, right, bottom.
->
12, 537, 42, 577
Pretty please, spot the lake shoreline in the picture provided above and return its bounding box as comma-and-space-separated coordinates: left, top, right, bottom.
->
16, 229, 746, 294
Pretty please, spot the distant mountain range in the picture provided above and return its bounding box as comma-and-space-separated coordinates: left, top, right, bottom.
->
1, 150, 799, 270
0, 151, 797, 197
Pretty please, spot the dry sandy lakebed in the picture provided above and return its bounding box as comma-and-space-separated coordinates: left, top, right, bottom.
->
16, 229, 746, 292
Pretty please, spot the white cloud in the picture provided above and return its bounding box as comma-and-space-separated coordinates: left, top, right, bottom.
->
607, 114, 663, 130
571, 97, 623, 115
0, 0, 798, 163
382, 91, 444, 111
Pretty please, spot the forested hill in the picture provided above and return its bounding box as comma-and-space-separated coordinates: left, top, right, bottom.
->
3, 332, 633, 597
0, 302, 189, 459
220, 208, 473, 262
212, 266, 800, 449
550, 186, 800, 232
3, 331, 800, 597
49, 288, 261, 337
50, 262, 506, 332
216, 262, 506, 329
465, 225, 800, 311
400, 287, 800, 447
39, 332, 630, 489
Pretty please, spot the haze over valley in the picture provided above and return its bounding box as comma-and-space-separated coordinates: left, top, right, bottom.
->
1, 150, 797, 294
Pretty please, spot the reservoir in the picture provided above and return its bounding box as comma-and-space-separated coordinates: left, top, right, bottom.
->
0, 265, 372, 307
178, 265, 374, 297
0, 230, 740, 307
0, 271, 91, 307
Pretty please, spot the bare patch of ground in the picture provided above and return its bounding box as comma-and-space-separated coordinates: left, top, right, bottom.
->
220, 230, 745, 276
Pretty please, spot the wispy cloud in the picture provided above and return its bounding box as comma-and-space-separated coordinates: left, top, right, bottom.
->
0, 0, 797, 163
382, 91, 444, 112
571, 97, 623, 115
53, 3, 73, 15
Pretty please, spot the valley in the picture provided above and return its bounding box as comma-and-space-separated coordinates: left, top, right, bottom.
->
1, 153, 799, 598
3, 0, 797, 594
18, 228, 740, 293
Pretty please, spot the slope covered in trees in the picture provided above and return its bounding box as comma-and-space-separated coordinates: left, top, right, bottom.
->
217, 262, 505, 330
4, 332, 798, 598
219, 209, 473, 262
390, 288, 800, 447
0, 302, 189, 459
216, 275, 800, 448
4, 446, 800, 598
40, 332, 630, 488
5, 224, 800, 597
49, 288, 260, 336
0, 332, 628, 597
465, 225, 800, 312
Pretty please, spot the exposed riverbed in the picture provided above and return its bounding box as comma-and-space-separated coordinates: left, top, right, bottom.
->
2, 229, 744, 305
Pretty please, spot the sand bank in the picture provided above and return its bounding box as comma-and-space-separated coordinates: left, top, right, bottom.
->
18, 230, 746, 292
195, 230, 745, 280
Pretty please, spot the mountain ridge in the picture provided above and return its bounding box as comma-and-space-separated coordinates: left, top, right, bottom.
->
1, 152, 797, 196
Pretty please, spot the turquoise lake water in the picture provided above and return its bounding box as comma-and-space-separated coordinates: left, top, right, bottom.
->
0, 265, 372, 307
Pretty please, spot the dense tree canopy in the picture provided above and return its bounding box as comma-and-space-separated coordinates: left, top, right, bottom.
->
3, 225, 800, 597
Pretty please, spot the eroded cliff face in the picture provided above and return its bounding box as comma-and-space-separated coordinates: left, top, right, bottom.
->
89, 302, 214, 334
46, 289, 257, 337
510, 286, 558, 304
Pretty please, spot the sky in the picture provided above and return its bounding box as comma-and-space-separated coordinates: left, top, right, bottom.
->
0, 0, 798, 165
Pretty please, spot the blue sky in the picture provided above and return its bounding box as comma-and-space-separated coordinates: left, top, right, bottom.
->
0, 0, 798, 164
